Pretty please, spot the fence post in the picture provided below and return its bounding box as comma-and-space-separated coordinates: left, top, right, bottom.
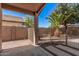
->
64, 21, 68, 45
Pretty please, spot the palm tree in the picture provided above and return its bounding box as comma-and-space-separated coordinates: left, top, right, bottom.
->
56, 3, 79, 24
24, 17, 34, 28
53, 3, 79, 45
47, 12, 72, 37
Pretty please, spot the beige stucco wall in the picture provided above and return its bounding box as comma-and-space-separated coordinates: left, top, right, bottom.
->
2, 21, 24, 27
2, 15, 24, 22
2, 15, 25, 27
28, 28, 34, 43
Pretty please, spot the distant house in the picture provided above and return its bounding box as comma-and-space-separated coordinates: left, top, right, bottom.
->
2, 15, 25, 27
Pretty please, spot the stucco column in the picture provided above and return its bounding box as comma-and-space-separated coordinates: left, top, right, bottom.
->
0, 3, 2, 51
33, 12, 39, 45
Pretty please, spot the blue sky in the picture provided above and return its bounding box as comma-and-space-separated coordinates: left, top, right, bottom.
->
3, 3, 58, 28
39, 3, 57, 28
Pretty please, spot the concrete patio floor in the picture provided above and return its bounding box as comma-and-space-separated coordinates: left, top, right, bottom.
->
0, 43, 79, 56
39, 37, 79, 49
2, 37, 79, 49
0, 45, 53, 56
0, 38, 79, 56
2, 39, 32, 49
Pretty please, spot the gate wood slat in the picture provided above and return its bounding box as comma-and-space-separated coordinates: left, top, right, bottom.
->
2, 26, 28, 42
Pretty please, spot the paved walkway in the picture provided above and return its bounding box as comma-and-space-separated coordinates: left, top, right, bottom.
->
2, 39, 32, 49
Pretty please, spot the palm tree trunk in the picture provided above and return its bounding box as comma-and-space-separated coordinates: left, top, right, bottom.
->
54, 28, 60, 37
